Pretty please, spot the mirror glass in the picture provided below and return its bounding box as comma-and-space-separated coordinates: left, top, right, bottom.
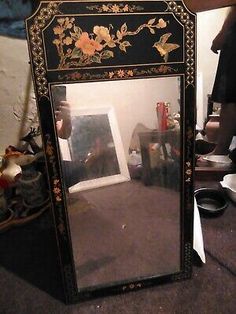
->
51, 76, 182, 288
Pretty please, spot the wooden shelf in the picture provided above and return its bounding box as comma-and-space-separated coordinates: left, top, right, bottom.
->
195, 160, 236, 181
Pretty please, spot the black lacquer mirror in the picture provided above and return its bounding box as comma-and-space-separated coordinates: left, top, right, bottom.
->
26, 0, 196, 303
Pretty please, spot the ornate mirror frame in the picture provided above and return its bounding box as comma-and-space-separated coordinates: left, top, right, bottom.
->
26, 0, 196, 303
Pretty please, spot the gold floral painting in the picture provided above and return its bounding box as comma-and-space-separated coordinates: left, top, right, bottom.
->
52, 17, 180, 69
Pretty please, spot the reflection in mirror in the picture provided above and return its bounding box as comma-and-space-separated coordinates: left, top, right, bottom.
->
51, 76, 181, 289
196, 8, 236, 174
68, 106, 130, 192
196, 9, 227, 158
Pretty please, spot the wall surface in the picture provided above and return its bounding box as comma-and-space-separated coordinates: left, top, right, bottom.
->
0, 35, 38, 155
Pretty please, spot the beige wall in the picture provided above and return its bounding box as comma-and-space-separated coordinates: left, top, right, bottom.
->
0, 35, 39, 155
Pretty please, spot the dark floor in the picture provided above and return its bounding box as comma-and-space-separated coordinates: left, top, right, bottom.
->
0, 181, 235, 314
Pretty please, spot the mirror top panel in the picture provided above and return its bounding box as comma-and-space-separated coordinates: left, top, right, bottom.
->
27, 0, 195, 93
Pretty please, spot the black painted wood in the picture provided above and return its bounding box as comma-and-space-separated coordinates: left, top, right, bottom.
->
25, 0, 196, 303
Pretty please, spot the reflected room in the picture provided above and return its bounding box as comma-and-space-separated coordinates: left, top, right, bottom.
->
51, 77, 182, 288
196, 8, 236, 177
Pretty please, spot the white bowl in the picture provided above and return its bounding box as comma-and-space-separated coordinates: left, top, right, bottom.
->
220, 174, 236, 203
202, 155, 232, 168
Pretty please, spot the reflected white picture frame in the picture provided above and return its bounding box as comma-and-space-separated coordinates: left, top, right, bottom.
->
68, 106, 130, 193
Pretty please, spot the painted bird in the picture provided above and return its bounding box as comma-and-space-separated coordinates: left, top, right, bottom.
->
153, 33, 180, 62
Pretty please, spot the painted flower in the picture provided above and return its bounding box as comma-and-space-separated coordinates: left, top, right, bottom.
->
66, 23, 73, 29
70, 72, 81, 80
57, 18, 65, 25
102, 4, 109, 12
53, 26, 64, 35
117, 69, 125, 78
75, 32, 103, 56
63, 36, 73, 45
108, 71, 115, 78
127, 70, 134, 77
157, 18, 167, 29
53, 187, 61, 195
111, 4, 120, 13
93, 26, 111, 43
123, 5, 129, 12
54, 179, 59, 185
186, 169, 192, 176
53, 39, 60, 45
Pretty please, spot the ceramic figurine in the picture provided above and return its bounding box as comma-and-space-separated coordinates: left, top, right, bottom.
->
20, 127, 42, 153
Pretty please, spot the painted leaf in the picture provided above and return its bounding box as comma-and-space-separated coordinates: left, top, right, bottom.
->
91, 54, 102, 63
101, 50, 114, 59
149, 28, 155, 34
122, 41, 131, 47
70, 32, 79, 41
119, 43, 127, 52
73, 25, 82, 36
107, 41, 116, 48
148, 18, 156, 25
71, 47, 83, 59
120, 23, 128, 34
116, 30, 122, 40
119, 45, 126, 52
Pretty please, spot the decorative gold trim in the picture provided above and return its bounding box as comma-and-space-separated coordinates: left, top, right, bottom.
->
185, 125, 194, 182
167, 1, 195, 87
29, 2, 61, 97
57, 64, 177, 81
185, 161, 192, 182
53, 179, 62, 202
46, 134, 68, 238
86, 3, 144, 13
45, 136, 63, 203
122, 282, 142, 291
184, 242, 192, 273
171, 243, 192, 281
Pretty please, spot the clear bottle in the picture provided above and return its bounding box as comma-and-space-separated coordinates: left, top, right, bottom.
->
128, 150, 142, 166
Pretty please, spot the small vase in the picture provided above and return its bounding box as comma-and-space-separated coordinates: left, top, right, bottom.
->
205, 115, 220, 143
0, 188, 10, 223
18, 166, 48, 210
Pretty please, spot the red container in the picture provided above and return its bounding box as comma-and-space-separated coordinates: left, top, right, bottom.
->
156, 102, 168, 131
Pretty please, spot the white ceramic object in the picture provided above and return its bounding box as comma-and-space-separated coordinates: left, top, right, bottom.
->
220, 174, 236, 203
203, 155, 232, 168
9, 152, 44, 166
2, 161, 22, 182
